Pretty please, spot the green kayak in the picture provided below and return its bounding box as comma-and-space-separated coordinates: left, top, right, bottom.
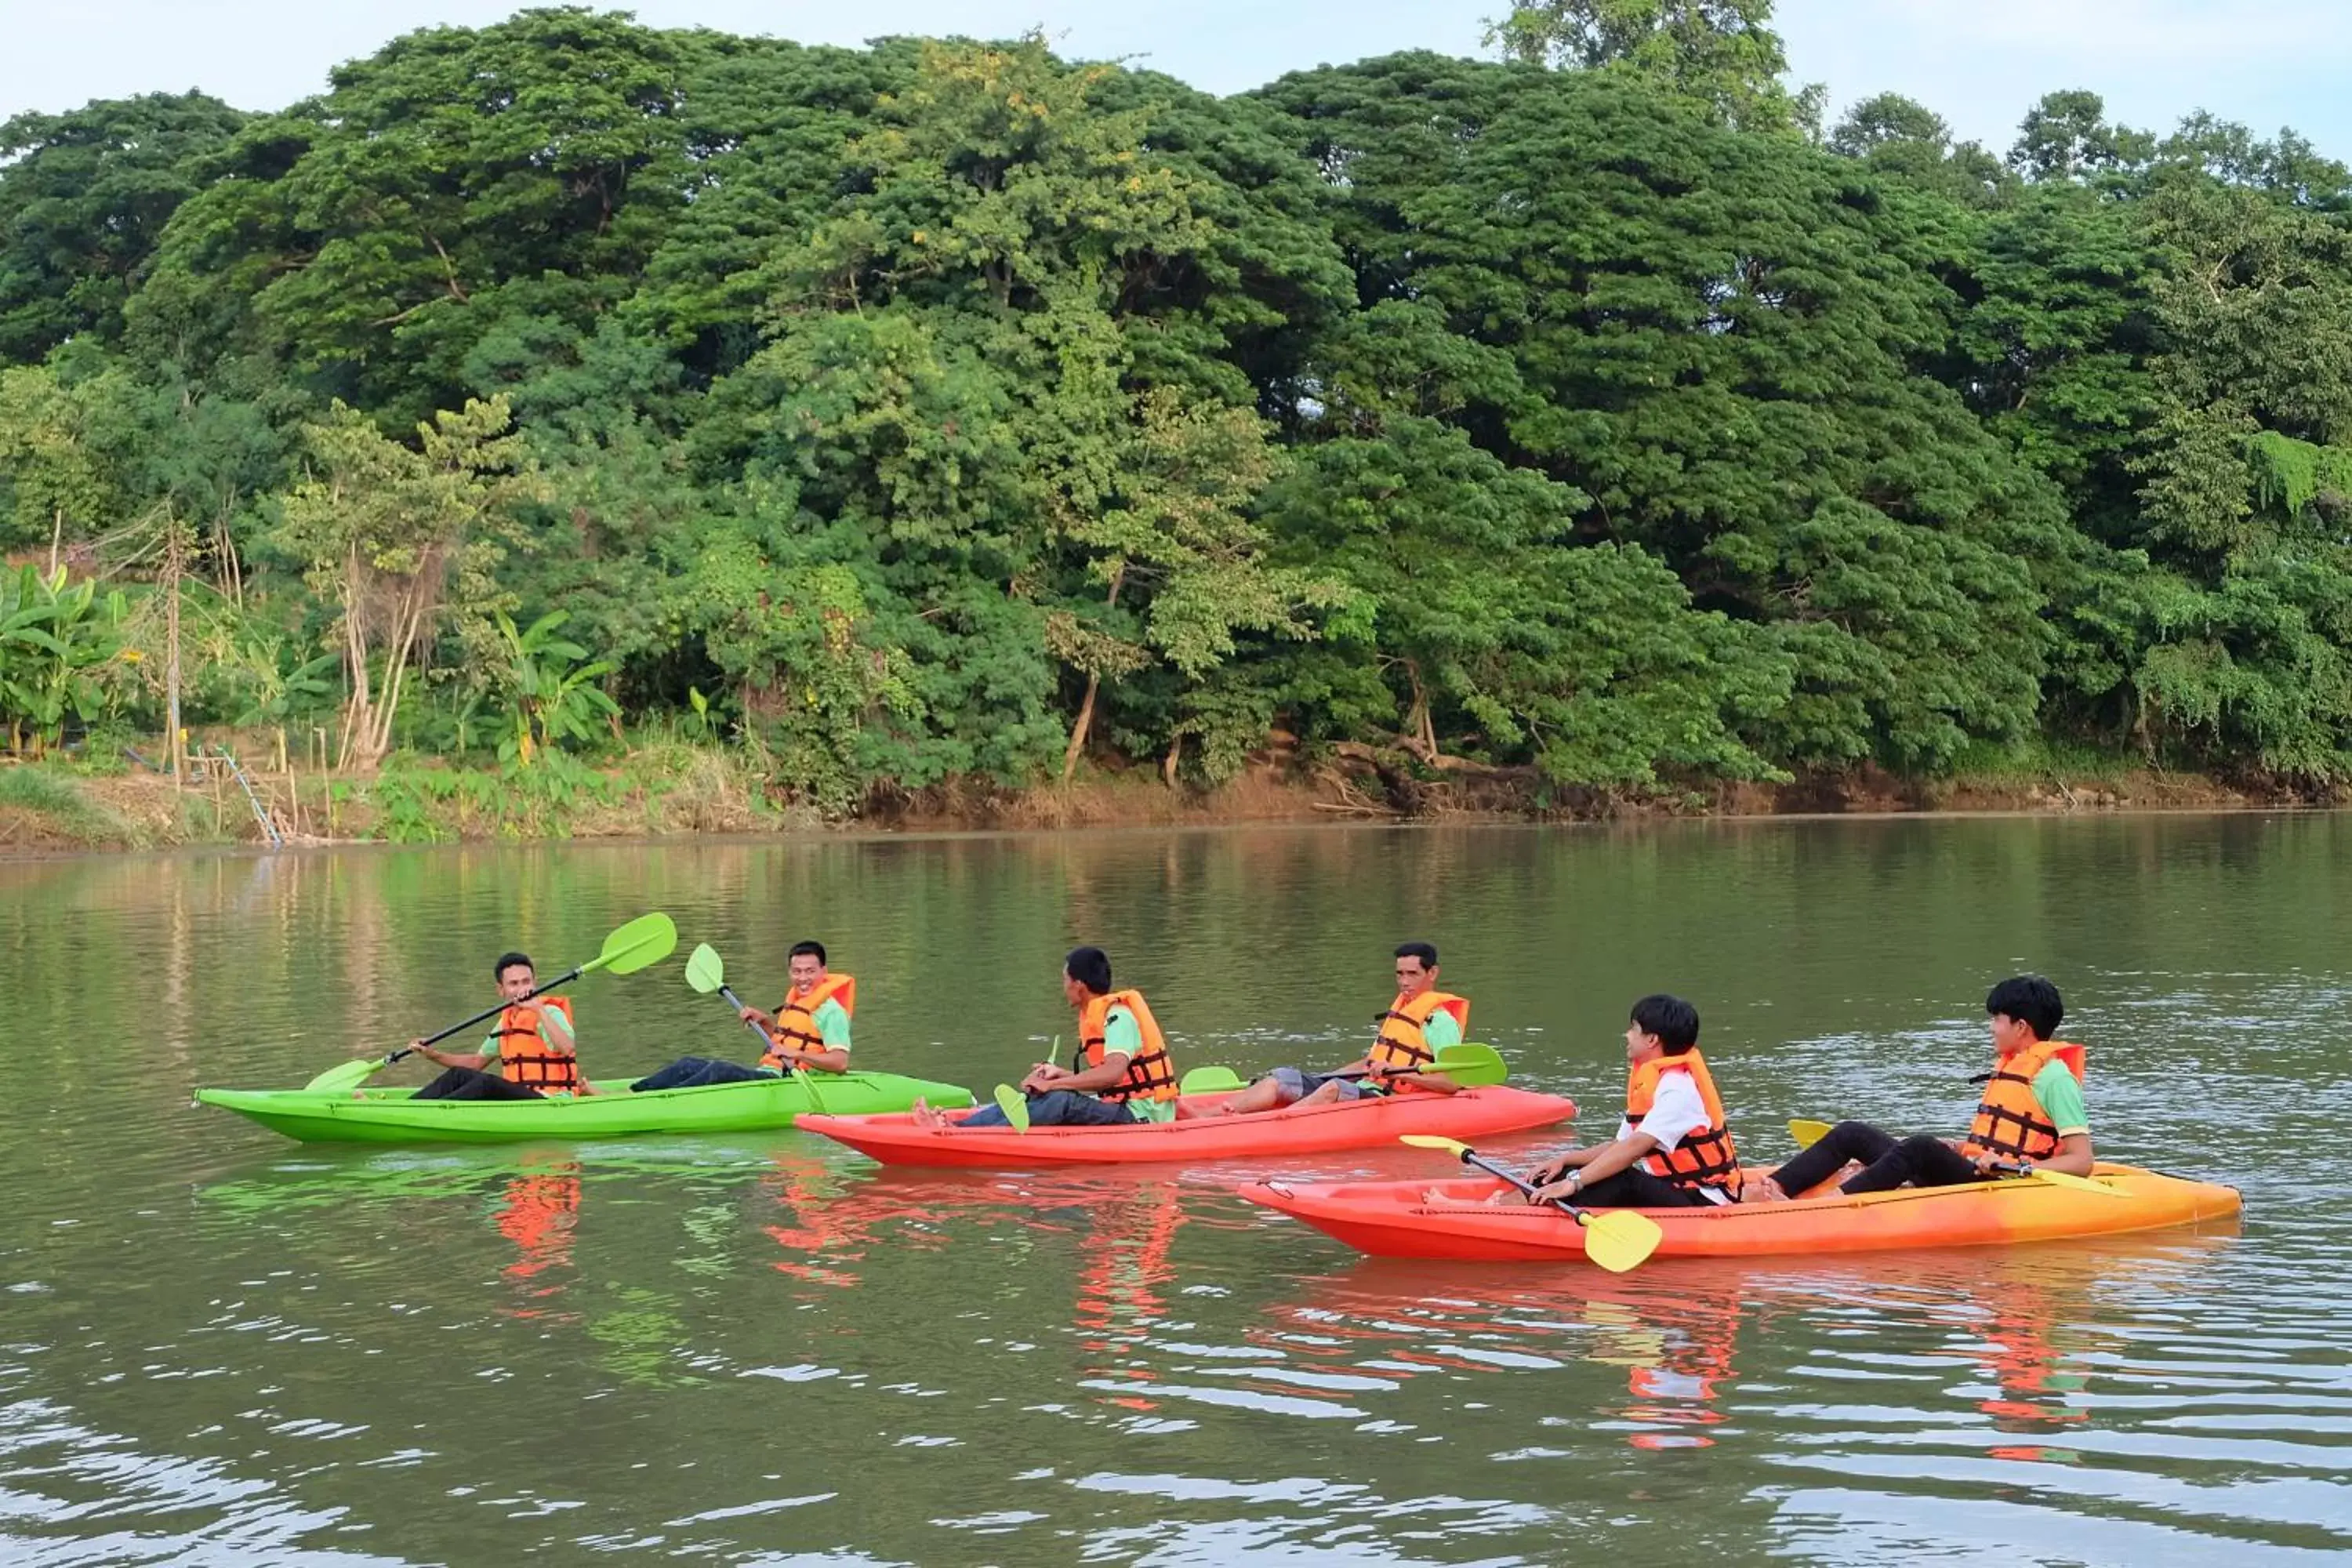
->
195, 1072, 975, 1145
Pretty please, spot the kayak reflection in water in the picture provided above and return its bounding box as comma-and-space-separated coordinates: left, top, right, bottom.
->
1191, 942, 1468, 1118
914, 946, 1181, 1128
408, 951, 596, 1101
632, 939, 855, 1091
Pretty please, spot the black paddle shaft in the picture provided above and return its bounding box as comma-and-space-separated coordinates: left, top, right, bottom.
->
716, 983, 776, 1045
382, 961, 588, 1067
1456, 1147, 1598, 1228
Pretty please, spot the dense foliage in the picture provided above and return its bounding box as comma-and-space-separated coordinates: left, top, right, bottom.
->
6, 4, 2352, 805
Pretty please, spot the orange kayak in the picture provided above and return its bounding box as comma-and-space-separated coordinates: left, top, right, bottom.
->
1240, 1163, 2242, 1261
796, 1086, 1577, 1168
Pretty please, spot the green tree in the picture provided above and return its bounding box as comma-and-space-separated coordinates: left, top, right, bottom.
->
1487, 0, 1815, 132
718, 35, 1352, 787
2009, 91, 2154, 184
134, 9, 699, 423
270, 395, 542, 769
0, 365, 119, 550
667, 534, 919, 812
0, 93, 247, 361
1261, 56, 2068, 771
1828, 92, 2012, 207
1269, 416, 1791, 787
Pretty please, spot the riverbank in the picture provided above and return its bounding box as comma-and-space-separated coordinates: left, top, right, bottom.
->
0, 738, 2293, 857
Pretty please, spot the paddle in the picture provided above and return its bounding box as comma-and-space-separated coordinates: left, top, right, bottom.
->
1330, 1043, 1510, 1091
1178, 1065, 1246, 1094
1399, 1135, 1663, 1273
983, 1034, 1069, 1133
303, 913, 678, 1092
684, 942, 825, 1115
1784, 1118, 2124, 1197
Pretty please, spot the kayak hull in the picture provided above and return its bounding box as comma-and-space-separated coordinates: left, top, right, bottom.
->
1238, 1163, 2243, 1261
796, 1086, 1577, 1167
195, 1073, 976, 1145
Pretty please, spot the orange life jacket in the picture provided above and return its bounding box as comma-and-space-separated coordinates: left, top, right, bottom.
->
1077, 989, 1178, 1105
1962, 1039, 2086, 1162
1627, 1047, 1740, 1196
1370, 990, 1472, 1073
490, 996, 579, 1094
760, 975, 856, 1071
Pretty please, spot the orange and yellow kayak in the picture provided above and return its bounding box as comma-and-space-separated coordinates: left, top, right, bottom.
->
1240, 1163, 2241, 1261
796, 1086, 1576, 1168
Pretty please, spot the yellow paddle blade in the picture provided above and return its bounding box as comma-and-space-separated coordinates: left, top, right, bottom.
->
1788, 1118, 1833, 1150
1580, 1210, 1664, 1274
1179, 1065, 1246, 1094
993, 1083, 1031, 1133
2020, 1166, 2130, 1198
684, 942, 724, 994
1399, 1134, 1472, 1156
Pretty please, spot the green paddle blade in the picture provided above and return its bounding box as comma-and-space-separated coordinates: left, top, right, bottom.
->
993, 1083, 1031, 1133
303, 1054, 387, 1093
1580, 1210, 1664, 1273
684, 942, 724, 995
1788, 1118, 1833, 1150
590, 912, 677, 976
1429, 1043, 1508, 1089
1178, 1065, 1246, 1094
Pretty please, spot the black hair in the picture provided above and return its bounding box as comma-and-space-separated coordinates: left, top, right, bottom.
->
1985, 975, 2063, 1040
493, 951, 535, 982
789, 939, 828, 966
1065, 946, 1112, 995
1395, 942, 1439, 971
1629, 993, 1700, 1054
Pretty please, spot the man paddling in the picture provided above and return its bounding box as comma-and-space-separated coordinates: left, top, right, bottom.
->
1502, 994, 1740, 1208
1742, 975, 2094, 1201
913, 946, 1178, 1128
1198, 942, 1468, 1117
408, 952, 595, 1100
632, 940, 854, 1091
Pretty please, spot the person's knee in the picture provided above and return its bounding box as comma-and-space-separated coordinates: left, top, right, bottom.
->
1896, 1134, 1946, 1158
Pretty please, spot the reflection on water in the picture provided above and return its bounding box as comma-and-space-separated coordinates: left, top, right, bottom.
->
3, 819, 2350, 1562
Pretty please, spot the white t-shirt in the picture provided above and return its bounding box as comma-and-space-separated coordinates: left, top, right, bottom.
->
1613, 1070, 1733, 1207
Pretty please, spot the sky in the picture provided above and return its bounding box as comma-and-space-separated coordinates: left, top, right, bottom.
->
3, 0, 2349, 161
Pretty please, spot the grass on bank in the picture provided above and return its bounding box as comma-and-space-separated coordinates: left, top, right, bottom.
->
0, 764, 146, 848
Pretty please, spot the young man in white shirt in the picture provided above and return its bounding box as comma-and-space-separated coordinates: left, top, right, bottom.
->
1514, 993, 1744, 1209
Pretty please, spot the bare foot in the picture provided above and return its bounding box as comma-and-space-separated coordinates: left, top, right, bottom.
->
1740, 1174, 1789, 1204
909, 1097, 948, 1132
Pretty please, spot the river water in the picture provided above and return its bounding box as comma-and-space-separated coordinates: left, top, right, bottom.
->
0, 817, 2344, 1565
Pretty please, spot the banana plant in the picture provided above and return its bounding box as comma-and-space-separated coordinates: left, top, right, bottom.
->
490, 609, 619, 766
0, 564, 123, 753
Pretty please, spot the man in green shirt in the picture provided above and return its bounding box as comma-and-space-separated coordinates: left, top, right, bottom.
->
1199, 942, 1469, 1118
915, 946, 1178, 1128
1744, 974, 2095, 1201
630, 940, 854, 1091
